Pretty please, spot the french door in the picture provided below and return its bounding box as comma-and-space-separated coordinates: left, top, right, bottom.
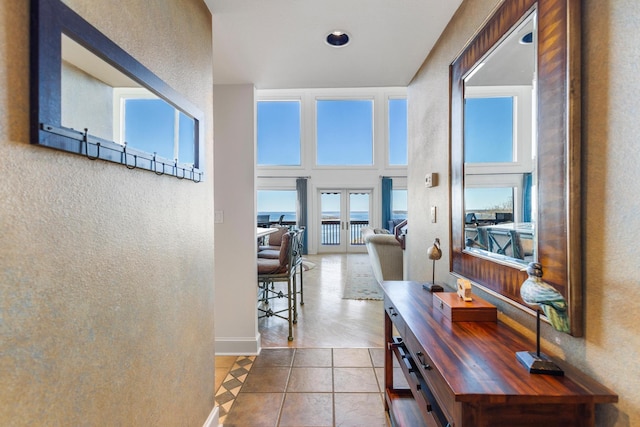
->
318, 189, 371, 253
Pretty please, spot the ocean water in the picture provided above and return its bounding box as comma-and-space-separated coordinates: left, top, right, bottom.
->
258, 211, 407, 222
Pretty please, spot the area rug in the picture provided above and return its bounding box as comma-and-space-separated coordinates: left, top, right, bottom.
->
301, 259, 316, 271
342, 257, 383, 300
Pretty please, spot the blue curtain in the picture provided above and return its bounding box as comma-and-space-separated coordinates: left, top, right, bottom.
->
522, 173, 532, 223
296, 178, 308, 254
381, 177, 393, 231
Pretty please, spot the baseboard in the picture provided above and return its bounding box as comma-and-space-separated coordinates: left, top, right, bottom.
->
202, 405, 219, 427
215, 333, 261, 356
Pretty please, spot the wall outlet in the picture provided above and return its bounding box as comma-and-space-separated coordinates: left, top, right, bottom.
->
214, 210, 224, 223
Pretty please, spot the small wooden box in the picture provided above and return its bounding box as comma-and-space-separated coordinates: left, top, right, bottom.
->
433, 292, 497, 322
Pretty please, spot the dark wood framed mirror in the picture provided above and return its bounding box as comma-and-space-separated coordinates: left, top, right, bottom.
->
450, 0, 582, 336
30, 0, 205, 181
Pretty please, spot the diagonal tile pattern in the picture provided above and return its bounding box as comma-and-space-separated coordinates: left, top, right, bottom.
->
214, 355, 255, 423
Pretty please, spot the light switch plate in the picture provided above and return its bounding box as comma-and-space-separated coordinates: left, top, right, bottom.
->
431, 206, 437, 223
425, 172, 437, 188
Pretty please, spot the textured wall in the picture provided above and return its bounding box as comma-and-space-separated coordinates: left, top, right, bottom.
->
0, 0, 215, 425
407, 0, 639, 426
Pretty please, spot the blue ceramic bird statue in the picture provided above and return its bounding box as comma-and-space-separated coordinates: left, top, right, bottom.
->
520, 262, 570, 333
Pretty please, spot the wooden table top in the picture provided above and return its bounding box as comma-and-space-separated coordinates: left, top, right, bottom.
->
381, 281, 617, 405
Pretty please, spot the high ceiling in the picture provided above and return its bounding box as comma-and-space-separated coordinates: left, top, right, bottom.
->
205, 0, 464, 89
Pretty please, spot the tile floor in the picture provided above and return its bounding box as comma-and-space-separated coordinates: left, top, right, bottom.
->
215, 254, 405, 426
217, 348, 395, 426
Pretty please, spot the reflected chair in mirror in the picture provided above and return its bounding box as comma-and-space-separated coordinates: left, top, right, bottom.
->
257, 229, 304, 341
257, 214, 270, 228
486, 227, 524, 260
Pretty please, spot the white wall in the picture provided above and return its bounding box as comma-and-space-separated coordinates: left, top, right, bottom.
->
213, 84, 261, 354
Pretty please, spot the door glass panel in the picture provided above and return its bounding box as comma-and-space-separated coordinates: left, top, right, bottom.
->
349, 192, 370, 246
321, 192, 341, 246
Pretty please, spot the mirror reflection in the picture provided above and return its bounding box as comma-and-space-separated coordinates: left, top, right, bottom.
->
61, 34, 196, 166
463, 11, 537, 265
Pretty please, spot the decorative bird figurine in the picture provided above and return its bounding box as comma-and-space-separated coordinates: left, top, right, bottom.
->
427, 238, 442, 285
520, 262, 570, 333
427, 238, 442, 261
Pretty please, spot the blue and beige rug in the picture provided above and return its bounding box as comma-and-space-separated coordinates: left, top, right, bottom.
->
342, 257, 383, 300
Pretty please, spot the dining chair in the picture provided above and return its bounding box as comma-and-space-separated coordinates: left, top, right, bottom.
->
257, 230, 301, 341
257, 214, 270, 228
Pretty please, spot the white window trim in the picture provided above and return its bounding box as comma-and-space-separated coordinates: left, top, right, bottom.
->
464, 85, 534, 175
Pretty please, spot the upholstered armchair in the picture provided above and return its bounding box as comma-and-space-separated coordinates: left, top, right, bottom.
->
361, 227, 404, 284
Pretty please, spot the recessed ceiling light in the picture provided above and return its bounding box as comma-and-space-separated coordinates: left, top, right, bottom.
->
520, 32, 533, 44
326, 30, 350, 47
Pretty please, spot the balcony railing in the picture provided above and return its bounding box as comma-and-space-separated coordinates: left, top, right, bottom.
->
262, 219, 369, 246
321, 220, 369, 245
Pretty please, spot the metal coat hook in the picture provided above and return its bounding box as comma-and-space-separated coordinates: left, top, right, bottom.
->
192, 167, 201, 183
84, 128, 100, 160
123, 144, 137, 170
153, 153, 164, 176
175, 159, 185, 180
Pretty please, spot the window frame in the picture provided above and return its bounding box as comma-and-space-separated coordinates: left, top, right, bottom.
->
464, 85, 534, 176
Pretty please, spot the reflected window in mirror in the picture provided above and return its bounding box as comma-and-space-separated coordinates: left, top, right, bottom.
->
462, 11, 537, 266
114, 90, 196, 166
464, 97, 513, 163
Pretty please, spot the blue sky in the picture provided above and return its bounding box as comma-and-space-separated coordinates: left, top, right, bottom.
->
125, 98, 196, 164
464, 97, 513, 163
257, 101, 301, 166
316, 100, 373, 165
257, 98, 407, 167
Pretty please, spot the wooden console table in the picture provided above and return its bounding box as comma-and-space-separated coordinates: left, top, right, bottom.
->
381, 281, 617, 427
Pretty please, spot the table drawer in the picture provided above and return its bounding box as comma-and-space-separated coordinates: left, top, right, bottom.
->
404, 327, 456, 425
385, 295, 406, 337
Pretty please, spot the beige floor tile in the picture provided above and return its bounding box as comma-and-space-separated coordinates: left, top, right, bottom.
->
241, 367, 291, 393
334, 367, 380, 393
279, 393, 334, 427
369, 348, 385, 367
253, 348, 295, 367
222, 392, 284, 427
293, 348, 333, 367
334, 393, 388, 427
287, 367, 333, 392
333, 348, 373, 367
